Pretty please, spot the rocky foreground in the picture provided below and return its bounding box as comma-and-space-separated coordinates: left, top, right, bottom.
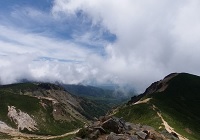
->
73, 116, 179, 140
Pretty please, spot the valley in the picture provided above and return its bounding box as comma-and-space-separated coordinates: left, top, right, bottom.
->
0, 73, 200, 140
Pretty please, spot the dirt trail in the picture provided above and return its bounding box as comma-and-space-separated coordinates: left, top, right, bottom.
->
152, 105, 188, 140
0, 121, 79, 140
134, 98, 151, 105
8, 129, 79, 140
31, 129, 80, 139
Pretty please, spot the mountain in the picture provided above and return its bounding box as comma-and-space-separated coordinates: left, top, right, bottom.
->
62, 84, 114, 99
62, 84, 136, 108
0, 82, 112, 138
2, 73, 199, 140
113, 73, 200, 140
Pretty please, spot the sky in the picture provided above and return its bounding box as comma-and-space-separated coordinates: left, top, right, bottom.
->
1, 0, 200, 92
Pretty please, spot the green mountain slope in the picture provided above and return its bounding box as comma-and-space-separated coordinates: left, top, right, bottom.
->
62, 84, 136, 109
62, 84, 114, 98
114, 73, 200, 140
0, 82, 111, 137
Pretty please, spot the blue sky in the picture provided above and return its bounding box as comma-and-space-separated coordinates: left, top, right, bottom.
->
0, 0, 117, 88
1, 0, 200, 91
0, 0, 52, 11
0, 0, 115, 47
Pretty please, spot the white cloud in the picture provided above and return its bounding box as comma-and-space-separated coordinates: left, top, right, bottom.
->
0, 25, 92, 60
51, 0, 200, 91
0, 24, 95, 84
1, 0, 200, 92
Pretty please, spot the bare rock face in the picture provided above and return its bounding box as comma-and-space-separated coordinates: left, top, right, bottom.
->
143, 73, 178, 95
7, 106, 38, 131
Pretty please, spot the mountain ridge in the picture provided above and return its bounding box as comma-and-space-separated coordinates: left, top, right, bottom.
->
0, 82, 114, 138
114, 73, 200, 140
1, 73, 200, 140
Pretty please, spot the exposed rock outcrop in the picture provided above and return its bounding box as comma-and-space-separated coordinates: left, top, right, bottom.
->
74, 116, 179, 140
7, 106, 38, 131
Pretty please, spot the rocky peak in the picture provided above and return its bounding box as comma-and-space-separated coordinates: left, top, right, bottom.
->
127, 73, 178, 105
143, 73, 178, 95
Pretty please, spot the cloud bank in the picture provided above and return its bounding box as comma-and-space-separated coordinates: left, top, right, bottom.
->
1, 0, 200, 91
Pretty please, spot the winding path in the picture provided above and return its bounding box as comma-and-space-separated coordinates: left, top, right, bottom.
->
152, 105, 188, 140
0, 121, 80, 140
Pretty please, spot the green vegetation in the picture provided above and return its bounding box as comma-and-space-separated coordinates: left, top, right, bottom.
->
0, 83, 83, 136
31, 101, 83, 135
2, 73, 200, 139
0, 91, 82, 135
63, 84, 135, 117
150, 73, 200, 140
63, 84, 114, 98
115, 73, 200, 140
114, 103, 163, 130
0, 83, 38, 94
79, 99, 111, 119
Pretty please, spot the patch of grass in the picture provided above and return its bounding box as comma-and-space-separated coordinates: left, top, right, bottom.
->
151, 95, 200, 140
114, 103, 163, 130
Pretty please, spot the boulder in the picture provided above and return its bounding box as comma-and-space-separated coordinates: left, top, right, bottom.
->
135, 131, 147, 139
102, 118, 120, 133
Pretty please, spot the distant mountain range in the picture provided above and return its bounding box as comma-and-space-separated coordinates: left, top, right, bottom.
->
61, 84, 136, 107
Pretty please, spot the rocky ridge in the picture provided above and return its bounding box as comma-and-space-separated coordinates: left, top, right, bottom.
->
74, 116, 180, 140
